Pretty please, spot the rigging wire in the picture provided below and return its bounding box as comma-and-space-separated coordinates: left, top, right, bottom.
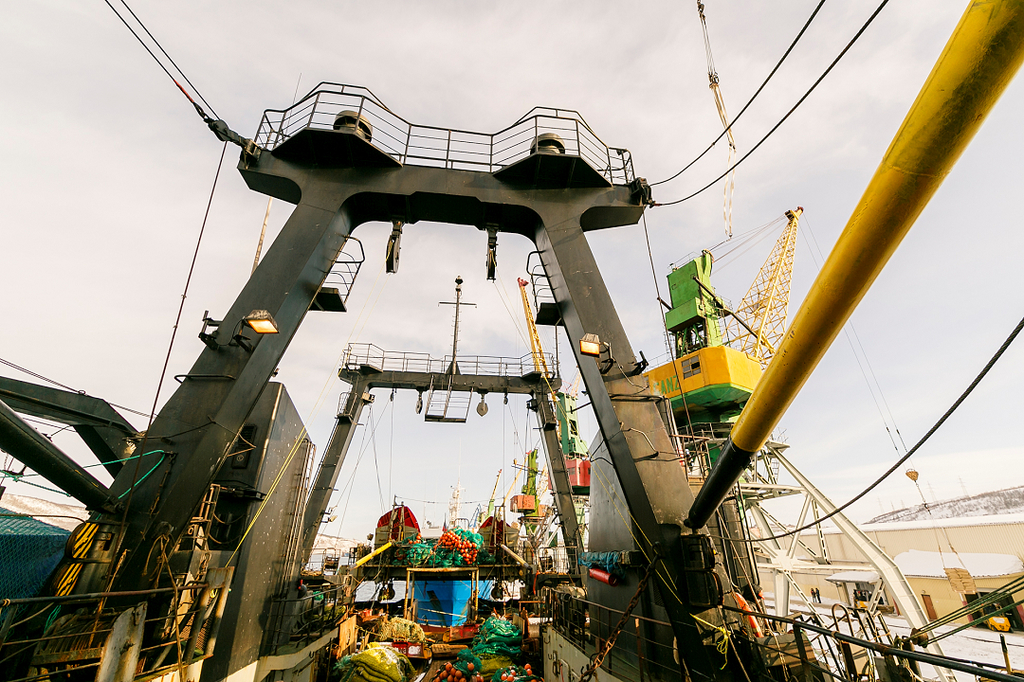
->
369, 402, 386, 514
651, 0, 828, 187
801, 216, 906, 457
746, 307, 1024, 543
711, 216, 787, 270
696, 1, 738, 238
101, 0, 219, 120
0, 357, 150, 418
654, 0, 891, 207
335, 396, 394, 533
107, 142, 228, 588
229, 265, 392, 563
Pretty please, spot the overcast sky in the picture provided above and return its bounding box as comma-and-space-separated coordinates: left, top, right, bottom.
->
2, 1, 1023, 539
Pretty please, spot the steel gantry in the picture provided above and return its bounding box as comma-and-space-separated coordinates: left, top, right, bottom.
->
33, 85, 722, 680
297, 344, 585, 570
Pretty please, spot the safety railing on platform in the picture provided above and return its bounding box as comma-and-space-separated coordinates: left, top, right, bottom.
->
320, 237, 365, 309
547, 589, 1021, 682
0, 575, 230, 682
340, 344, 559, 380
264, 582, 350, 656
253, 83, 636, 185
525, 251, 557, 316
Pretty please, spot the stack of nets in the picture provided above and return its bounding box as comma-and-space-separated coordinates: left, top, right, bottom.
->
491, 664, 538, 682
427, 650, 486, 682
402, 528, 493, 567
470, 616, 523, 676
335, 643, 414, 682
377, 616, 426, 643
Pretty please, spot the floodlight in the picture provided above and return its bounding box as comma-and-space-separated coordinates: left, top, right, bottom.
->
579, 333, 602, 357
243, 310, 279, 334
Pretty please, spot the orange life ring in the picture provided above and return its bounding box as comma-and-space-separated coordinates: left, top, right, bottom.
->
734, 593, 764, 637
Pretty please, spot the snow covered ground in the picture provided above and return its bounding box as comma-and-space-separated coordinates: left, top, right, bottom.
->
764, 592, 1024, 680
884, 615, 1024, 681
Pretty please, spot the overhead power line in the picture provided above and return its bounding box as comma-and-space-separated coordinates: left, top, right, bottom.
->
654, 0, 891, 207
651, 0, 828, 188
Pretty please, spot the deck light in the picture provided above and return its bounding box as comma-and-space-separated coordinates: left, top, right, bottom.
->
579, 333, 602, 357
243, 310, 279, 335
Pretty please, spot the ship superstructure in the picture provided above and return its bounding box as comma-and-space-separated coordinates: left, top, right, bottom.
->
0, 3, 1023, 682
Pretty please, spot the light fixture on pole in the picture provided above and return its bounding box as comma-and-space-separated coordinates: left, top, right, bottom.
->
242, 309, 279, 335
579, 333, 602, 358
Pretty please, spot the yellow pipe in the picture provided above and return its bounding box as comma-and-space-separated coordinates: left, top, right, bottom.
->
687, 0, 1024, 528
354, 541, 392, 568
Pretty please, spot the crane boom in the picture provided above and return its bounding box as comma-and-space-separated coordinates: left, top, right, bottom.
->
727, 207, 802, 366
517, 278, 563, 427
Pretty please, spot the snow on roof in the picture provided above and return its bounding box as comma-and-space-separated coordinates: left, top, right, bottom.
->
812, 512, 1024, 535
827, 571, 879, 583
894, 549, 1024, 578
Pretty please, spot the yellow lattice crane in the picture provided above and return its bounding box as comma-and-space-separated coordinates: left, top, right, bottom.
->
517, 278, 552, 377
726, 207, 802, 367
517, 278, 563, 424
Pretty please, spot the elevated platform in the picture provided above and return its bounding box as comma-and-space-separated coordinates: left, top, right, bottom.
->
253, 84, 635, 188
339, 344, 560, 395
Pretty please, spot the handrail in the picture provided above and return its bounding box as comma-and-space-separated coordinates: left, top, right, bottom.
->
719, 604, 1023, 682
252, 83, 635, 185
340, 344, 558, 379
0, 585, 193, 607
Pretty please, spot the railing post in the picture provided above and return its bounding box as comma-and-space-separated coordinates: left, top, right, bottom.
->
308, 91, 320, 130
604, 128, 614, 183
793, 621, 813, 682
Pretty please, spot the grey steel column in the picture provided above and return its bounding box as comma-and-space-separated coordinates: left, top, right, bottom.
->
534, 216, 719, 679
0, 398, 115, 511
106, 200, 357, 589
299, 376, 372, 559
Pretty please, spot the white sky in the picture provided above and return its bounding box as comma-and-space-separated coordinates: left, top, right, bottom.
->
1, 1, 1023, 538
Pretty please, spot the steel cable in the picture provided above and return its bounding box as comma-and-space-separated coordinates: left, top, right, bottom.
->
651, 0, 828, 187
654, 0, 891, 206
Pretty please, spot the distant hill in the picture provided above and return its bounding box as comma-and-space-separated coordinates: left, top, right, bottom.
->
867, 485, 1024, 524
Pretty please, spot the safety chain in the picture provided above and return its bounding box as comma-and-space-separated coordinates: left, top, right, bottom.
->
579, 559, 659, 682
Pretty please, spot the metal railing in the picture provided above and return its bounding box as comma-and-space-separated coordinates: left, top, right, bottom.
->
264, 583, 351, 656
526, 251, 556, 312
0, 576, 230, 682
720, 604, 1024, 682
547, 591, 1022, 682
253, 83, 636, 185
340, 343, 559, 380
547, 591, 682, 682
321, 237, 365, 307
